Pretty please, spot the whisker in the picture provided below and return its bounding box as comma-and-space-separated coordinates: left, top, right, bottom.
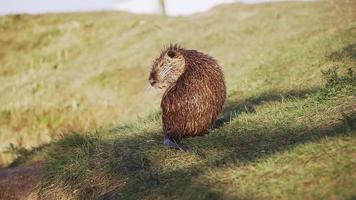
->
160, 68, 172, 79
159, 67, 170, 77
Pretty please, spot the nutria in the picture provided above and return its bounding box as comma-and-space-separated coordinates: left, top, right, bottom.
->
149, 44, 226, 149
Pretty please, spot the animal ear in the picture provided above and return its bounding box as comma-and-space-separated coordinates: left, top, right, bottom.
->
167, 50, 176, 58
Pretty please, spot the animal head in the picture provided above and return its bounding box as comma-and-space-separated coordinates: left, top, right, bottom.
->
149, 45, 186, 89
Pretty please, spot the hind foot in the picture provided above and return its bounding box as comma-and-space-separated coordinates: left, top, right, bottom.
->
163, 137, 180, 149
163, 137, 191, 151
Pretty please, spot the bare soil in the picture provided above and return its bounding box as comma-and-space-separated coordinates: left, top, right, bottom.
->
0, 166, 41, 200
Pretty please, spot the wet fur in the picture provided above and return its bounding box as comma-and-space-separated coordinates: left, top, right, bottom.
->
149, 44, 226, 140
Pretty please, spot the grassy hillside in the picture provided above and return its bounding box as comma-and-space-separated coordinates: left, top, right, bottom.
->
1, 0, 355, 199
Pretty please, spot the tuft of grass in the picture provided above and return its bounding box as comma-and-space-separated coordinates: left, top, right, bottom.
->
321, 67, 355, 94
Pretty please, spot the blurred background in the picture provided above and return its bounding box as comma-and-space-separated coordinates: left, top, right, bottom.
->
0, 0, 307, 16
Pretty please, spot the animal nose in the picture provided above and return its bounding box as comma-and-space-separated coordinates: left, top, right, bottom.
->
149, 72, 157, 86
149, 78, 156, 86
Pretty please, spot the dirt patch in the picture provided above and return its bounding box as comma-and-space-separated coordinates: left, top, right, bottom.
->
0, 166, 41, 200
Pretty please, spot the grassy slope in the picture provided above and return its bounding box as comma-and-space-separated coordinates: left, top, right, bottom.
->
1, 0, 356, 199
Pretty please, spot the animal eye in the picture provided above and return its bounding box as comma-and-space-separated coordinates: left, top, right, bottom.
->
167, 50, 176, 58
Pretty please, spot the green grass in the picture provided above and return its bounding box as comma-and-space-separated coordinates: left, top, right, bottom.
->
1, 0, 356, 199
38, 75, 356, 199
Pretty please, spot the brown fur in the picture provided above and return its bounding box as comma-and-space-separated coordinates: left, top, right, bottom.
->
149, 44, 226, 140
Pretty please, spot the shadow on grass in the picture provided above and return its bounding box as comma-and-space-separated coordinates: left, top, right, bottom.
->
327, 43, 356, 61
214, 87, 320, 128
100, 131, 244, 199
95, 88, 354, 199
101, 120, 354, 199
39, 86, 355, 199
5, 145, 47, 168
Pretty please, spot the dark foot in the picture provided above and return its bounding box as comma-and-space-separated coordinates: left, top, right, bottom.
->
163, 137, 180, 149
163, 137, 191, 151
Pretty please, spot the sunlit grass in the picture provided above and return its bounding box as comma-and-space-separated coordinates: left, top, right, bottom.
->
0, 0, 355, 199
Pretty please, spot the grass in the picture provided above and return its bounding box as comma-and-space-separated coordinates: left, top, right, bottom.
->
0, 0, 355, 199
38, 73, 356, 199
